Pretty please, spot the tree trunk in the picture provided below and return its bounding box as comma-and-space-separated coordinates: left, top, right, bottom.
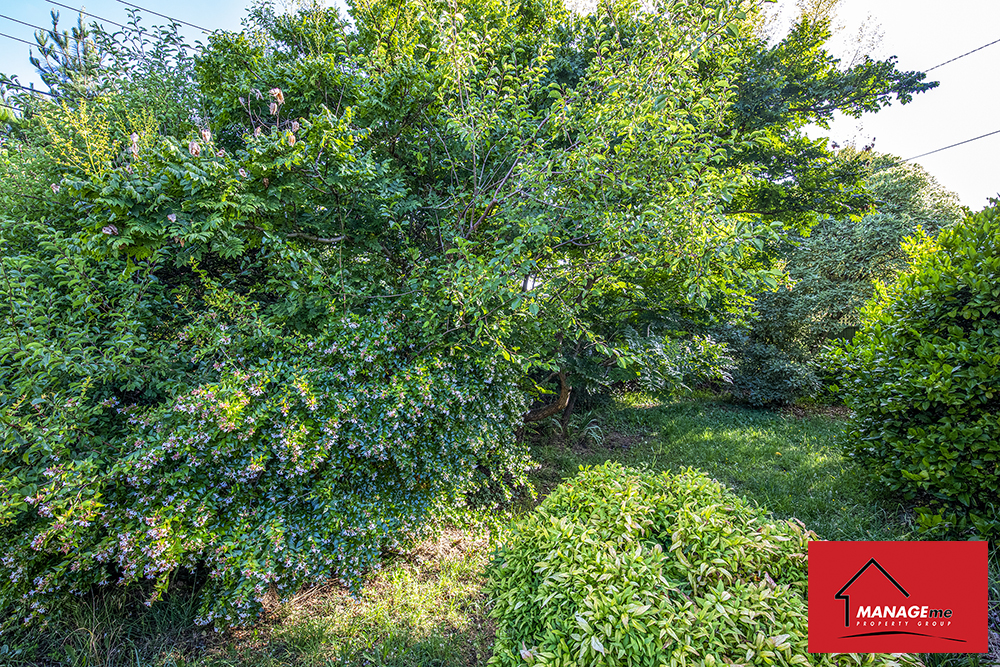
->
559, 387, 577, 437
523, 371, 572, 423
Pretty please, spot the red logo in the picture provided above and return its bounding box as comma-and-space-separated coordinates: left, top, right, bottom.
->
808, 541, 988, 653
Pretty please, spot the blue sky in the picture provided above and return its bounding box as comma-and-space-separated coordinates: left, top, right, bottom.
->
0, 0, 251, 62
2, 0, 998, 209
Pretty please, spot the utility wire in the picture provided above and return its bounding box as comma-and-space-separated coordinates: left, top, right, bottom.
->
114, 0, 211, 33
15, 2, 992, 165
0, 81, 56, 97
44, 1, 127, 29
904, 129, 1000, 162
0, 101, 22, 112
0, 13, 57, 36
0, 30, 40, 48
925, 36, 1000, 72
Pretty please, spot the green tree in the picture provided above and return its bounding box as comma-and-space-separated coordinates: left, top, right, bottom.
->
728, 152, 965, 406
532, 4, 939, 415
27, 11, 104, 101
779, 152, 964, 340
1, 0, 783, 627
191, 0, 780, 414
724, 10, 936, 227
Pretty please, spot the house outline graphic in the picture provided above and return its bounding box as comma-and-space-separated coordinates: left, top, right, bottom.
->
834, 557, 910, 627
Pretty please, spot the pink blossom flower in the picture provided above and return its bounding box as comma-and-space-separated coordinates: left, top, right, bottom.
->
269, 88, 284, 105
291, 120, 300, 132
287, 132, 296, 147
168, 213, 177, 223
269, 102, 278, 115
201, 128, 212, 143
216, 149, 225, 157
238, 168, 248, 178
102, 225, 118, 235
188, 141, 201, 157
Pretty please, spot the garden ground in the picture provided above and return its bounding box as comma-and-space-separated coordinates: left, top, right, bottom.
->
6, 393, 998, 667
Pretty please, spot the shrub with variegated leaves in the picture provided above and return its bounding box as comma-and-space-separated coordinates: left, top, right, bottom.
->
487, 463, 920, 667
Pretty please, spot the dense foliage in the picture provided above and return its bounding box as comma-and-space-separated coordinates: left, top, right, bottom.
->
487, 463, 919, 666
568, 12, 940, 409
0, 258, 529, 625
0, 0, 767, 628
830, 204, 1000, 537
0, 0, 937, 628
729, 153, 964, 406
724, 12, 936, 228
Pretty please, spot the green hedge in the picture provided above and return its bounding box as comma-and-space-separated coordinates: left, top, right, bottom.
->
830, 204, 1000, 536
487, 463, 917, 667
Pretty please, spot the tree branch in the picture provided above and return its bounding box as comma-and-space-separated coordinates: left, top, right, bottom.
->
523, 370, 571, 423
247, 225, 344, 244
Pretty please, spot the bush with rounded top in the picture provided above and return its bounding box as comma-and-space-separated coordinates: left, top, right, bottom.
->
0, 304, 530, 629
487, 462, 918, 667
830, 204, 1000, 536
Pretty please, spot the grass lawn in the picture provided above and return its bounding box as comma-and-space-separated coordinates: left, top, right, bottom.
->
7, 393, 995, 666
525, 392, 914, 542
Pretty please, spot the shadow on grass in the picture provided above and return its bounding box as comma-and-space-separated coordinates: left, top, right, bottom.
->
196, 528, 495, 667
2, 529, 494, 667
0, 575, 210, 667
526, 393, 914, 541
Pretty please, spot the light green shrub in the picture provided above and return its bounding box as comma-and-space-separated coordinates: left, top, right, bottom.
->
487, 463, 920, 667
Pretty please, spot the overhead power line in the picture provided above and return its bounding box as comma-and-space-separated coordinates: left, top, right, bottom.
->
0, 12, 57, 35
0, 30, 39, 48
44, 1, 127, 29
0, 101, 22, 112
904, 129, 1000, 162
114, 0, 211, 33
925, 36, 1000, 72
0, 80, 56, 97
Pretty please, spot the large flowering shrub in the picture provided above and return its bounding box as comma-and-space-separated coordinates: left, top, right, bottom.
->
1, 310, 528, 627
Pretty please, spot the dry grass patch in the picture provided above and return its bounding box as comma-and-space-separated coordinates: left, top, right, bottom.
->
187, 526, 497, 667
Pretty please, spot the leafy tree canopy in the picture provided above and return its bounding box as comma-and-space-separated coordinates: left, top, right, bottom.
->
725, 151, 964, 406
724, 6, 937, 227
0, 0, 936, 627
